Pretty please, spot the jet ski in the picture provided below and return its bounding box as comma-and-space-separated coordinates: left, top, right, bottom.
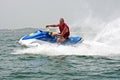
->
19, 30, 83, 47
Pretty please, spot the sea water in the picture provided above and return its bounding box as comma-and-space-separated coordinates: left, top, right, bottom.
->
0, 23, 120, 80
0, 0, 120, 79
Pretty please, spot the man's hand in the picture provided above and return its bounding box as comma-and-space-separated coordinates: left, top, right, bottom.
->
57, 34, 63, 38
46, 25, 49, 28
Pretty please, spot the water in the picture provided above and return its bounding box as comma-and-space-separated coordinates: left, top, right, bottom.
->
1, 0, 120, 79
0, 25, 120, 80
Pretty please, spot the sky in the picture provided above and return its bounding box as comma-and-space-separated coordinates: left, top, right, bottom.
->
0, 0, 120, 29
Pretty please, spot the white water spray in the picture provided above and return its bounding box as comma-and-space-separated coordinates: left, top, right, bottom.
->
13, 17, 120, 56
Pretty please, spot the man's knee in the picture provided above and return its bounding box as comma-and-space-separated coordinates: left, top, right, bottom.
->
51, 32, 58, 37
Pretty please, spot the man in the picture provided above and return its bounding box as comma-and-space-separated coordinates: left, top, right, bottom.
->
46, 18, 70, 43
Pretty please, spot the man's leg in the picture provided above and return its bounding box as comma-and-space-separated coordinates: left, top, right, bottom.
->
51, 32, 58, 37
51, 32, 65, 43
57, 37, 65, 43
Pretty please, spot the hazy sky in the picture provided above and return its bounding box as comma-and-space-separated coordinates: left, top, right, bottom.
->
0, 0, 120, 29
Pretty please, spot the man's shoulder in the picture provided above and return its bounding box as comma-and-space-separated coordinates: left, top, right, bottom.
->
64, 23, 69, 27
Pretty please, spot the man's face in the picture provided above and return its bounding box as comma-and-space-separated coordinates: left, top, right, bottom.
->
59, 18, 64, 25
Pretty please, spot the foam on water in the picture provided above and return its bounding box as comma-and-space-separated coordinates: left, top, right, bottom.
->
13, 17, 120, 56
13, 41, 119, 56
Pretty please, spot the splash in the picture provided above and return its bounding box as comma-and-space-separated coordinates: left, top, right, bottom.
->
13, 40, 119, 56
13, 17, 120, 56
94, 18, 120, 47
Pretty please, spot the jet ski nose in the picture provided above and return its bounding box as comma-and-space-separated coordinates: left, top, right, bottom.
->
18, 39, 26, 47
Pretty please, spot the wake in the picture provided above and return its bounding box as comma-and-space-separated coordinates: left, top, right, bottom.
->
13, 40, 119, 56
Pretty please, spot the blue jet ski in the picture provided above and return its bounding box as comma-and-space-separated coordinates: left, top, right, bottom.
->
19, 30, 83, 47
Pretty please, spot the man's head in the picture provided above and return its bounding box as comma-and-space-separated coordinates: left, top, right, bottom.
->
59, 18, 64, 25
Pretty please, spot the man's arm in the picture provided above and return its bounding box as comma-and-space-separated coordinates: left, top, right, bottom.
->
46, 24, 58, 27
57, 27, 68, 37
61, 27, 68, 36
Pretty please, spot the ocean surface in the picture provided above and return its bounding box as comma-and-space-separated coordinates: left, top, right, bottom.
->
0, 28, 120, 80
